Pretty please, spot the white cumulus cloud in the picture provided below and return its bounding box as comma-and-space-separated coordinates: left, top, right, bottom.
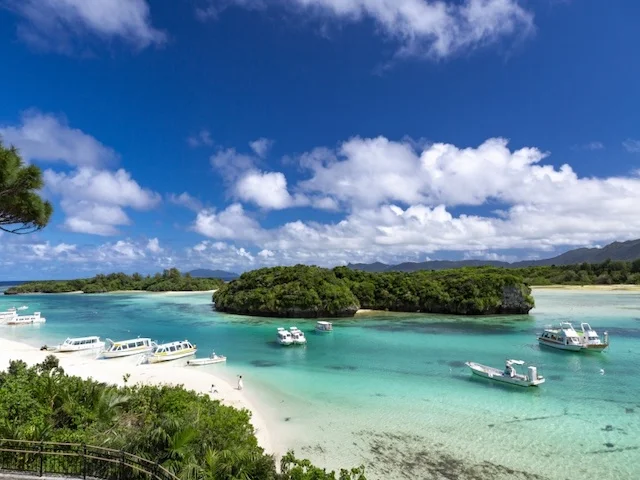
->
199, 0, 534, 60
169, 192, 203, 211
2, 0, 166, 53
146, 238, 162, 253
45, 168, 161, 235
0, 111, 118, 167
249, 137, 273, 158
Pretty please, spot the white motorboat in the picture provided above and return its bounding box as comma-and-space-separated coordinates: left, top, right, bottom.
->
576, 323, 609, 352
315, 321, 333, 333
277, 327, 293, 346
17, 305, 28, 311
465, 359, 545, 387
6, 312, 46, 326
187, 351, 227, 366
57, 336, 105, 352
537, 322, 583, 351
289, 326, 307, 345
103, 338, 155, 358
146, 340, 197, 364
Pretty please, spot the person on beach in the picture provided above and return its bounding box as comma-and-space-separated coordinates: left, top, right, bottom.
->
210, 384, 218, 394
237, 375, 243, 390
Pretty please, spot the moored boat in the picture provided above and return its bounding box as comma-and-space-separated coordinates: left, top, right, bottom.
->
187, 351, 227, 366
315, 321, 333, 333
465, 359, 545, 387
277, 327, 293, 346
289, 326, 307, 345
6, 312, 46, 326
103, 338, 155, 358
146, 340, 196, 364
576, 323, 609, 351
537, 322, 583, 351
57, 336, 105, 352
17, 305, 28, 310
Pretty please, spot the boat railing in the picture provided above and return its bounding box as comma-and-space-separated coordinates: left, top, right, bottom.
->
0, 439, 179, 480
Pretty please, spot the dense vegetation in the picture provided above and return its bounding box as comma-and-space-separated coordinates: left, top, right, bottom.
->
5, 269, 225, 295
511, 259, 640, 286
0, 357, 365, 480
214, 265, 360, 317
334, 267, 533, 315
0, 140, 53, 234
214, 265, 533, 317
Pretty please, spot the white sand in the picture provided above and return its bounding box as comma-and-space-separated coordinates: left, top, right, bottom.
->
0, 337, 273, 454
532, 284, 640, 292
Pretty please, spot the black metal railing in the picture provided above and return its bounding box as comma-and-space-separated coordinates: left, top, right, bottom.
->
0, 439, 179, 480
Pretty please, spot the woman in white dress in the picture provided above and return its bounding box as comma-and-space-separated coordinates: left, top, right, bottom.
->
237, 375, 244, 390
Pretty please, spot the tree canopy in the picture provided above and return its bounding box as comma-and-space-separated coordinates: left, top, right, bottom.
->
0, 140, 53, 234
5, 268, 225, 295
213, 265, 361, 318
213, 265, 534, 317
0, 356, 365, 480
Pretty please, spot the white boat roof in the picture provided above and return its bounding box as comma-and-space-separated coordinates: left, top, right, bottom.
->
65, 336, 101, 342
316, 321, 332, 325
108, 337, 152, 345
155, 340, 193, 347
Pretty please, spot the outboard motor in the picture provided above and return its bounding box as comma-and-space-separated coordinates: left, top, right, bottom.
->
528, 366, 538, 381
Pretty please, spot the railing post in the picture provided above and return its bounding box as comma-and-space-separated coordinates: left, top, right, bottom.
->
39, 441, 44, 477
83, 444, 87, 479
119, 450, 125, 480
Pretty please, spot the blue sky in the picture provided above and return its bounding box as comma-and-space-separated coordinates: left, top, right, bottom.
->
1, 0, 640, 280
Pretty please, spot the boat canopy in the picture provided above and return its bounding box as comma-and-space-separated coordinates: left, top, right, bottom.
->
64, 336, 100, 343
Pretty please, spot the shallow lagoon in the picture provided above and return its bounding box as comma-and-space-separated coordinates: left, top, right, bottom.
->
1, 289, 639, 479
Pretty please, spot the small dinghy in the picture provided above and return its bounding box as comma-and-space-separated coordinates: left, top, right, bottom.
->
465, 359, 545, 387
187, 351, 227, 366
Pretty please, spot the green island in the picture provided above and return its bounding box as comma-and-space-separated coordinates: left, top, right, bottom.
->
0, 356, 365, 480
4, 268, 224, 295
213, 265, 535, 317
214, 260, 640, 318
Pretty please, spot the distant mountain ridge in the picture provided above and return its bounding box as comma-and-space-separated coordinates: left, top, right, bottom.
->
188, 269, 239, 281
348, 239, 640, 273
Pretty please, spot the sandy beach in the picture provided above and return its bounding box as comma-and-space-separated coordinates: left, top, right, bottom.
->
0, 336, 274, 455
532, 284, 640, 291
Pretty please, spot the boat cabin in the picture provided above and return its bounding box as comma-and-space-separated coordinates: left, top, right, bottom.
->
107, 338, 153, 352
152, 340, 195, 354
315, 321, 333, 332
62, 336, 101, 347
277, 328, 293, 342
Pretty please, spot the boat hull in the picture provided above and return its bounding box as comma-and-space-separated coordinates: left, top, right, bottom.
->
582, 344, 609, 352
466, 362, 544, 387
537, 338, 583, 351
7, 320, 46, 326
187, 357, 226, 366
147, 349, 197, 364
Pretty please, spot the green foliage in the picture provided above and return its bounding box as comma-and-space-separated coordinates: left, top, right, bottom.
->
5, 269, 225, 295
214, 265, 361, 318
0, 140, 53, 234
214, 265, 533, 317
510, 259, 640, 286
334, 266, 532, 315
0, 360, 360, 480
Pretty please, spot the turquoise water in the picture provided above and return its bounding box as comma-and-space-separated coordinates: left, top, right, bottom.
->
1, 289, 639, 480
